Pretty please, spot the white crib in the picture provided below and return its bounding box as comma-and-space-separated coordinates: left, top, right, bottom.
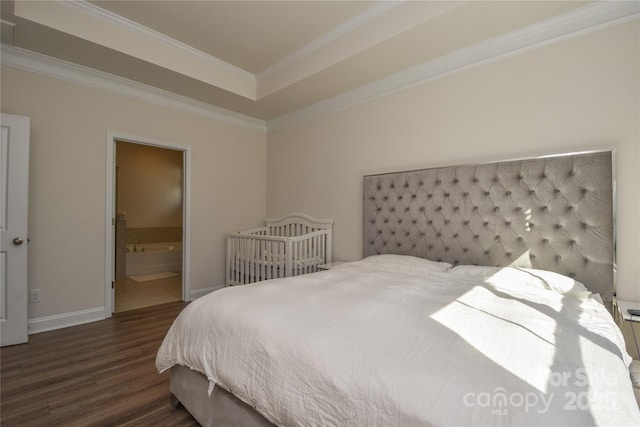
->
226, 213, 334, 286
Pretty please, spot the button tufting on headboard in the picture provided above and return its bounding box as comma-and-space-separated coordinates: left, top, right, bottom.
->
363, 151, 614, 306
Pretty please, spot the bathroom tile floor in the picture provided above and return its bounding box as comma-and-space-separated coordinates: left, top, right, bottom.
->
114, 275, 182, 312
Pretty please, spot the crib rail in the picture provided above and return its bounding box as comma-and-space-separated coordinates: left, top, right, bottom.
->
267, 213, 333, 238
243, 227, 269, 236
288, 230, 328, 276
226, 234, 287, 286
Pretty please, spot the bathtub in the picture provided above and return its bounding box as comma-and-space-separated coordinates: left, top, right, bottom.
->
126, 241, 183, 277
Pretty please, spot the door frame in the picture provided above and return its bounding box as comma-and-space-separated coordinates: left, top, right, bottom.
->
105, 131, 191, 316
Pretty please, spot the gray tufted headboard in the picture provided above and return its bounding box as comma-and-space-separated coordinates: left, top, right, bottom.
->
363, 151, 615, 306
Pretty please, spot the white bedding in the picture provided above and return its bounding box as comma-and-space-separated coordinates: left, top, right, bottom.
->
156, 256, 640, 426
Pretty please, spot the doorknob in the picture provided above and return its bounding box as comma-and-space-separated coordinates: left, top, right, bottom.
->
12, 237, 24, 246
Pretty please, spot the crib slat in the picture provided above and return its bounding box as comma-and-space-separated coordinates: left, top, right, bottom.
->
309, 235, 315, 273
259, 239, 265, 281
227, 237, 232, 284
280, 240, 286, 278
272, 240, 276, 279
310, 233, 318, 272
308, 235, 313, 273
265, 239, 269, 280
273, 240, 278, 279
276, 240, 281, 278
232, 237, 237, 284
243, 238, 248, 284
303, 237, 309, 274
310, 236, 315, 273
252, 238, 258, 282
299, 239, 303, 276
235, 237, 240, 284
245, 237, 251, 284
249, 238, 255, 284
289, 240, 295, 277
266, 240, 272, 280
311, 235, 316, 272
286, 239, 293, 277
245, 238, 251, 284
236, 240, 241, 284
243, 237, 250, 284
234, 237, 240, 285
240, 238, 244, 284
314, 235, 317, 270
279, 239, 285, 278
274, 240, 278, 278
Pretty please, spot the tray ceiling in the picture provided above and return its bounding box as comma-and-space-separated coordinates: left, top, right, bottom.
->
1, 0, 627, 124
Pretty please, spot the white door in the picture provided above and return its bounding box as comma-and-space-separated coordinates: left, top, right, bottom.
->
0, 114, 30, 346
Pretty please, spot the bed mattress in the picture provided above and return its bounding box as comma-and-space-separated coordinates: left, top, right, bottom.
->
157, 255, 639, 426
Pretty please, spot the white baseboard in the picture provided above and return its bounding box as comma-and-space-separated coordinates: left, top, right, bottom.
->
27, 287, 224, 334
190, 285, 224, 300
28, 307, 107, 335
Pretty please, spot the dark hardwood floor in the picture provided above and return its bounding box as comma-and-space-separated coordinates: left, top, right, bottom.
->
1, 301, 200, 426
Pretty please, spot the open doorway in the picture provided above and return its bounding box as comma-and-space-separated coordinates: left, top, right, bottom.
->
105, 133, 190, 314
114, 141, 184, 312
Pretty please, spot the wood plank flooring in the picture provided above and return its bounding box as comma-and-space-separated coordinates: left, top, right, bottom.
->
1, 302, 200, 426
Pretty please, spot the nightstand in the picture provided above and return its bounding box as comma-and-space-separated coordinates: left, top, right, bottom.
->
617, 299, 640, 324
317, 262, 344, 271
615, 299, 640, 360
615, 299, 640, 406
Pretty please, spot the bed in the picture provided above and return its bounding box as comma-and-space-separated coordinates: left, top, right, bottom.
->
157, 150, 640, 426
226, 213, 333, 286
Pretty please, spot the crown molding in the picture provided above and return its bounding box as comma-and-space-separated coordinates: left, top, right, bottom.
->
0, 45, 267, 132
14, 0, 257, 99
267, 1, 640, 131
257, 1, 403, 81
68, 0, 253, 80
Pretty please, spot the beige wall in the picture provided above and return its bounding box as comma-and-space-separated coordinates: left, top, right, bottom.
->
1, 66, 267, 320
116, 141, 183, 229
267, 21, 640, 302
1, 18, 637, 331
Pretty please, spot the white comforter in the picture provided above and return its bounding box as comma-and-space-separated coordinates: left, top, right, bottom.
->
156, 256, 640, 426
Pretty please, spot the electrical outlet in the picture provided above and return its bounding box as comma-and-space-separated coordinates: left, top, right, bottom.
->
30, 289, 41, 303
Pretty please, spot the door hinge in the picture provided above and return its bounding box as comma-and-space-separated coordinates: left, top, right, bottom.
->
112, 281, 115, 289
